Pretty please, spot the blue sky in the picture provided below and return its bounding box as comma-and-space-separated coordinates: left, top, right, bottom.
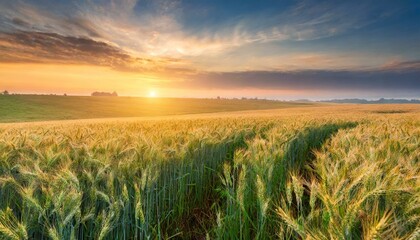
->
0, 0, 419, 99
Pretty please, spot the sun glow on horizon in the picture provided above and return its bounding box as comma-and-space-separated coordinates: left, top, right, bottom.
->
148, 90, 157, 98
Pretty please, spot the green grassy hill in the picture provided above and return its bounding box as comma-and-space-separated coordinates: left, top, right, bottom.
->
0, 95, 314, 122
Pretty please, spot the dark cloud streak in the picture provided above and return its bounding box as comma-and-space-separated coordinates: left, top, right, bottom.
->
181, 63, 420, 92
0, 31, 127, 64
0, 31, 179, 72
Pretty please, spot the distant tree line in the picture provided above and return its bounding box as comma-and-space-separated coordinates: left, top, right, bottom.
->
319, 98, 420, 104
216, 96, 263, 100
91, 91, 118, 97
1, 91, 119, 97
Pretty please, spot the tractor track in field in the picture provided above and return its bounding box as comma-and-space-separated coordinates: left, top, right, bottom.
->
223, 122, 359, 239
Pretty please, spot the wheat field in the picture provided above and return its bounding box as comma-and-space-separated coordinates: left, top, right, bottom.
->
0, 105, 419, 239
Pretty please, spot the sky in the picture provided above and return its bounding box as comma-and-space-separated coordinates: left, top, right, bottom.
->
0, 0, 419, 100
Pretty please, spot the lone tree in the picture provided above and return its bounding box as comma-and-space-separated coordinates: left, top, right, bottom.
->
2, 90, 9, 95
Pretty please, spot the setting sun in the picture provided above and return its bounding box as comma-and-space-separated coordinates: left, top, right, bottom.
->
148, 90, 157, 98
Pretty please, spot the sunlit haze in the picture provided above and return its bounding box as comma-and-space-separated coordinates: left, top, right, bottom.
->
0, 0, 419, 100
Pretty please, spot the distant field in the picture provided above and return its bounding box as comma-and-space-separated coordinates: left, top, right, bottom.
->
0, 104, 419, 239
0, 95, 314, 122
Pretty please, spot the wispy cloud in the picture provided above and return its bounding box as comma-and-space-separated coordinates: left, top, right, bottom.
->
275, 0, 398, 41
0, 0, 406, 63
0, 1, 102, 38
379, 60, 420, 71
